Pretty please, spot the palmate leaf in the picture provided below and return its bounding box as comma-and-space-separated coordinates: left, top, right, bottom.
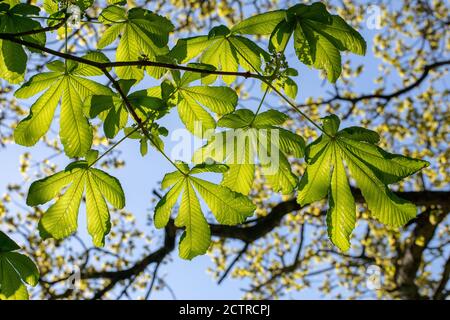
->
14, 54, 113, 158
97, 5, 174, 81
154, 162, 255, 260
0, 231, 39, 300
169, 25, 269, 85
193, 109, 305, 195
84, 79, 167, 139
26, 153, 126, 247
170, 70, 238, 136
232, 2, 366, 82
297, 115, 429, 251
0, 3, 46, 84
263, 68, 299, 99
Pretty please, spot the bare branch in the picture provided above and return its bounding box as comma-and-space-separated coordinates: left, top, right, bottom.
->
433, 255, 450, 300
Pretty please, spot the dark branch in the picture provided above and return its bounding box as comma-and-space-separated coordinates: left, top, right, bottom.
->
296, 60, 450, 108
210, 189, 450, 242
218, 242, 249, 284
0, 20, 66, 37
434, 256, 450, 300
0, 32, 263, 80
71, 189, 449, 298
394, 209, 449, 299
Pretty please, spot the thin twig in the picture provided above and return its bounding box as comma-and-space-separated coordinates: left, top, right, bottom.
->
144, 262, 161, 300
218, 243, 249, 284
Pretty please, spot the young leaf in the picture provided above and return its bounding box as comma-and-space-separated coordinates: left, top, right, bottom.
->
173, 71, 238, 136
97, 5, 174, 81
124, 124, 166, 156
43, 0, 58, 15
231, 2, 366, 82
231, 10, 287, 35
0, 3, 46, 83
170, 25, 269, 84
154, 163, 255, 259
26, 157, 126, 247
193, 109, 305, 195
84, 79, 166, 139
297, 115, 429, 251
14, 58, 113, 158
0, 231, 39, 300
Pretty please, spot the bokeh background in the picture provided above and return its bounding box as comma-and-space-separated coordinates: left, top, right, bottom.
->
0, 0, 448, 299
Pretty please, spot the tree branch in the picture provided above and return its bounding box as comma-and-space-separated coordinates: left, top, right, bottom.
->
296, 60, 450, 108
0, 20, 66, 37
0, 32, 263, 80
218, 242, 249, 284
210, 189, 450, 242
433, 256, 450, 300
394, 209, 449, 299
70, 189, 448, 299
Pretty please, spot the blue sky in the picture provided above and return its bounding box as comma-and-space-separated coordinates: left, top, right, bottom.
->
0, 2, 420, 299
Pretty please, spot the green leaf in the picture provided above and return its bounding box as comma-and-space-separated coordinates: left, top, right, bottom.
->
174, 79, 238, 136
14, 63, 113, 157
99, 4, 127, 22
283, 77, 298, 99
0, 4, 46, 83
322, 113, 341, 135
292, 3, 366, 82
89, 169, 126, 208
194, 109, 305, 195
27, 169, 80, 206
191, 176, 255, 225
9, 3, 40, 15
294, 22, 342, 83
178, 63, 217, 84
0, 231, 20, 252
297, 137, 333, 205
107, 0, 127, 5
98, 5, 174, 81
221, 163, 255, 196
86, 149, 99, 166
0, 231, 39, 300
327, 143, 356, 251
169, 36, 212, 66
170, 26, 268, 84
269, 20, 294, 52
154, 163, 255, 259
190, 163, 229, 174
27, 161, 126, 246
216, 109, 254, 128
231, 10, 286, 35
140, 138, 148, 156
70, 51, 112, 76
74, 0, 94, 12
60, 77, 94, 158
85, 172, 111, 247
231, 2, 366, 82
252, 109, 288, 127
154, 180, 184, 228
97, 23, 123, 48
297, 115, 429, 251
84, 85, 166, 139
43, 0, 58, 15
176, 180, 210, 260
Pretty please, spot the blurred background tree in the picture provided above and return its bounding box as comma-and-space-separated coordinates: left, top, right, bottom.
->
0, 0, 448, 300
